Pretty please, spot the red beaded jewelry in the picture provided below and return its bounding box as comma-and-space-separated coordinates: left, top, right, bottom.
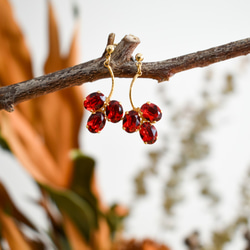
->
84, 47, 162, 144
83, 45, 123, 133
122, 53, 162, 144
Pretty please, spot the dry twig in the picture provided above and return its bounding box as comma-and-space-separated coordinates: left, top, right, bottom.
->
244, 230, 250, 250
184, 231, 202, 250
0, 33, 250, 112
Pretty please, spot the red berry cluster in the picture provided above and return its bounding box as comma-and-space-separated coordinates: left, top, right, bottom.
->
84, 93, 162, 144
122, 102, 162, 144
84, 92, 123, 133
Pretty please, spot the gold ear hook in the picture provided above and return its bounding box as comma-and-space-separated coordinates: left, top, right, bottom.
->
129, 53, 144, 110
104, 45, 116, 102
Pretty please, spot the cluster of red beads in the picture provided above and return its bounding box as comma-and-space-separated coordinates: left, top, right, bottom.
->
84, 93, 162, 144
84, 92, 123, 133
122, 102, 162, 144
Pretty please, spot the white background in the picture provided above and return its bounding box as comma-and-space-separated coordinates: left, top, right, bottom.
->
1, 0, 250, 249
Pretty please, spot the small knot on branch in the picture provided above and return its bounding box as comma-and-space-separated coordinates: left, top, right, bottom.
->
0, 34, 250, 111
111, 34, 140, 63
3, 103, 14, 112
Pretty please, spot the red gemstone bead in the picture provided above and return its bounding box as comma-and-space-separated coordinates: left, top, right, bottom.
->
140, 102, 162, 122
122, 110, 141, 133
84, 92, 106, 112
106, 100, 123, 123
87, 112, 106, 133
139, 122, 158, 144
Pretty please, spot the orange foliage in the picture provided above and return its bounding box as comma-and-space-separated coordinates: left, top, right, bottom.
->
0, 1, 172, 249
0, 0, 82, 188
112, 239, 171, 250
0, 0, 33, 86
0, 210, 32, 250
0, 1, 113, 249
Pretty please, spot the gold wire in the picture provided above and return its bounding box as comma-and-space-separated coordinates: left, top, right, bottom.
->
129, 74, 139, 110
104, 46, 115, 102
129, 60, 142, 110
106, 64, 115, 101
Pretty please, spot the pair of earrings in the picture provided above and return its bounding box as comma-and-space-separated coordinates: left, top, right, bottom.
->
83, 45, 162, 144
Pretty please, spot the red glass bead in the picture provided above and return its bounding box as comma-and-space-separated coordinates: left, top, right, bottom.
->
140, 102, 162, 122
86, 112, 106, 133
122, 110, 141, 133
106, 100, 123, 123
139, 122, 158, 144
84, 92, 106, 112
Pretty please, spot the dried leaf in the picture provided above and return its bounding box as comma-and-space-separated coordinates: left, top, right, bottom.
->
134, 171, 147, 196
0, 1, 83, 187
112, 238, 171, 250
24, 1, 83, 187
222, 74, 234, 94
0, 110, 59, 185
91, 217, 111, 250
0, 0, 33, 86
44, 2, 61, 73
0, 210, 32, 250
0, 182, 36, 230
0, 0, 35, 120
44, 1, 80, 72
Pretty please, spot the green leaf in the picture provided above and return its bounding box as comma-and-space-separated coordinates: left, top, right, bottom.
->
69, 150, 98, 223
0, 134, 11, 152
105, 204, 127, 238
58, 237, 71, 250
70, 149, 95, 195
46, 220, 71, 250
39, 183, 97, 241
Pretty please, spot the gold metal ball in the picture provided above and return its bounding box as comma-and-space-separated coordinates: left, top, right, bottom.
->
135, 53, 144, 62
106, 45, 115, 54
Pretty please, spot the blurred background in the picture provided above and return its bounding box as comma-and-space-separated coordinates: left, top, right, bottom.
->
1, 0, 250, 249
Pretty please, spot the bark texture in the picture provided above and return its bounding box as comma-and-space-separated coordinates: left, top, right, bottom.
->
0, 33, 250, 112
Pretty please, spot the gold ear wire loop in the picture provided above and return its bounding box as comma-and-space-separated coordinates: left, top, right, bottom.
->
104, 45, 116, 102
129, 53, 144, 110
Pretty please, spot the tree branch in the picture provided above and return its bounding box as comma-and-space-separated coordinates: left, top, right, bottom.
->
1, 33, 250, 112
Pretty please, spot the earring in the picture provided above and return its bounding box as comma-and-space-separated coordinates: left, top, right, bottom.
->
83, 45, 123, 133
122, 53, 162, 144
